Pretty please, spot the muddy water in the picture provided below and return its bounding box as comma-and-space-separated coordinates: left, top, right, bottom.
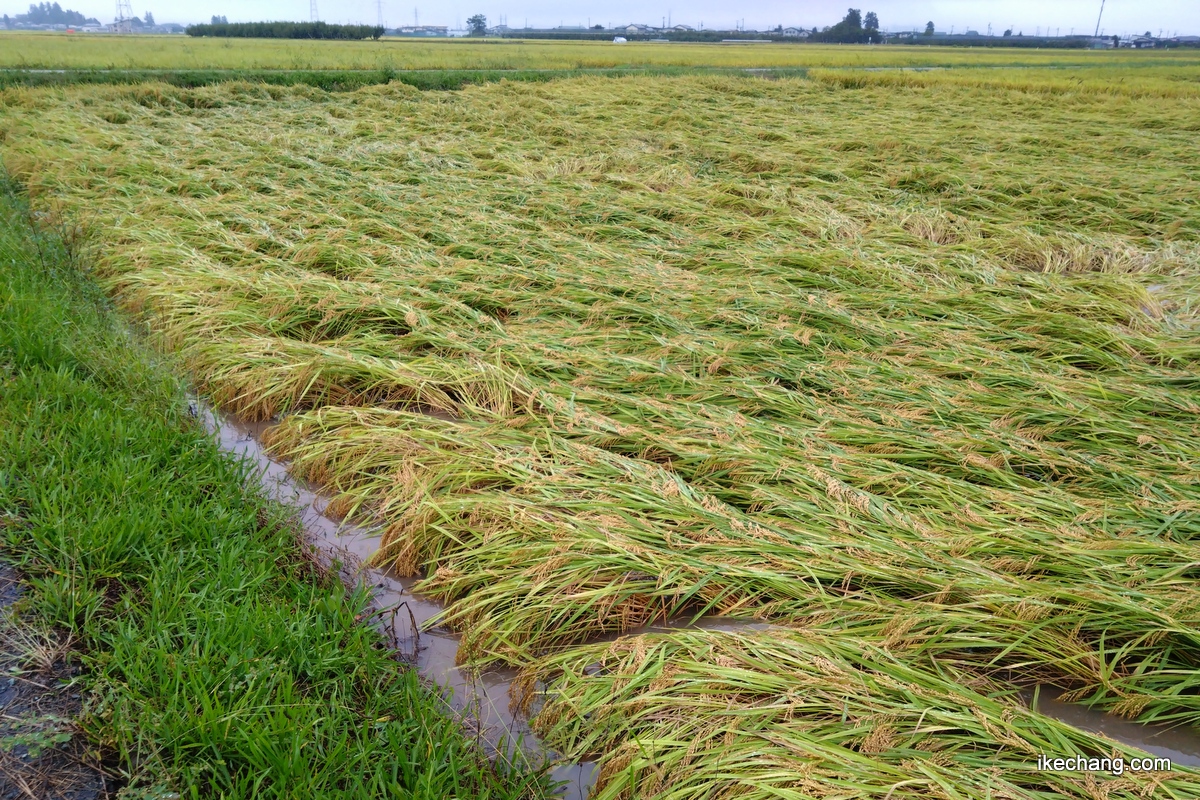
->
200, 407, 599, 800
1026, 688, 1200, 767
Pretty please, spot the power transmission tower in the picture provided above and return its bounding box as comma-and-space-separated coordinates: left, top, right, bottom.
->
115, 0, 133, 31
310, 0, 319, 21
375, 0, 383, 27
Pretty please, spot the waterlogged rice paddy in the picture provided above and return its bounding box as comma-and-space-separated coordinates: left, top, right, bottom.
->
3, 67, 1200, 798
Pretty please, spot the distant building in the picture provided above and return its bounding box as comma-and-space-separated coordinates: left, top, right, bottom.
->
782, 27, 809, 38
394, 25, 448, 36
1128, 35, 1158, 48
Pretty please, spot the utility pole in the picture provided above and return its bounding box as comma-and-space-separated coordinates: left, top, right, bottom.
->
1094, 0, 1105, 37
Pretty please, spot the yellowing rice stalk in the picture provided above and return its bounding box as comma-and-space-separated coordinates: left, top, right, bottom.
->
2, 66, 1199, 797
5, 32, 1200, 72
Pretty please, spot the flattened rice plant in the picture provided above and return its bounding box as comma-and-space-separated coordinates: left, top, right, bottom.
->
2, 68, 1199, 797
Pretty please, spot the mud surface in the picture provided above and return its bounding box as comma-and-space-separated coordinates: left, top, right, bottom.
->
0, 564, 114, 800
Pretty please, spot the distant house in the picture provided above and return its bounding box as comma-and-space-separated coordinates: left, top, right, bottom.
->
1129, 35, 1158, 48
1088, 37, 1114, 49
395, 25, 448, 36
670, 24, 693, 32
624, 24, 653, 34
781, 27, 808, 38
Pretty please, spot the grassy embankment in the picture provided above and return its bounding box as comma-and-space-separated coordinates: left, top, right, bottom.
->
3, 68, 1199, 799
0, 185, 545, 797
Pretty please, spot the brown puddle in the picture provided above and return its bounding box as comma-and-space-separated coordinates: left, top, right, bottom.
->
1025, 688, 1200, 767
200, 406, 598, 800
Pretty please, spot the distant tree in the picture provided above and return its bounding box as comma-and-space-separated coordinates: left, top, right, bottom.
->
863, 11, 879, 42
19, 2, 89, 24
591, 23, 602, 29
466, 13, 486, 35
144, 9, 153, 24
923, 20, 934, 36
1003, 28, 1012, 37
187, 19, 382, 39
210, 14, 227, 24
1113, 34, 1120, 46
1144, 30, 1151, 37
2, 13, 9, 27
812, 8, 870, 43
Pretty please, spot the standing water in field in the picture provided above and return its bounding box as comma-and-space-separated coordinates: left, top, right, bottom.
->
201, 406, 598, 800
1026, 688, 1200, 768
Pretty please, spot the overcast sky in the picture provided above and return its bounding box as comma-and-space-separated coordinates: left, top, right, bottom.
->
13, 0, 1198, 36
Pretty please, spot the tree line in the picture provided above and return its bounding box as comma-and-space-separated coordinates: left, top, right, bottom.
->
810, 8, 881, 43
10, 2, 98, 25
185, 21, 384, 39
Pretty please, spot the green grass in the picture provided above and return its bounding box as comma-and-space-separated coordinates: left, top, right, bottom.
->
0, 183, 547, 798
